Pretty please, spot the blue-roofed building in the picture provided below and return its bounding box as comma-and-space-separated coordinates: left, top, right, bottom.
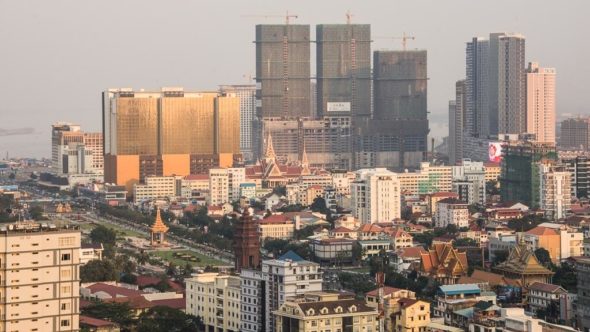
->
434, 283, 498, 324
278, 250, 305, 262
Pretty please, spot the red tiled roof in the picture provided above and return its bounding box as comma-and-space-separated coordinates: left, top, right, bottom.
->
136, 275, 161, 288
526, 226, 558, 236
86, 283, 143, 298
398, 298, 420, 308
104, 295, 153, 309
366, 286, 405, 297
357, 224, 383, 233
332, 226, 354, 233
398, 246, 427, 259
430, 192, 459, 198
151, 297, 186, 310
261, 214, 291, 224
80, 315, 118, 328
528, 282, 566, 294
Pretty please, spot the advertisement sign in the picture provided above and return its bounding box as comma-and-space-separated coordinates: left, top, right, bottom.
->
488, 142, 503, 163
327, 102, 351, 112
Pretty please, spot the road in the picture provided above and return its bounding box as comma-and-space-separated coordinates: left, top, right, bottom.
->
81, 212, 234, 264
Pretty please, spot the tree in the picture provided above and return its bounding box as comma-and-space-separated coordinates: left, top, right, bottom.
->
137, 306, 204, 332
492, 250, 509, 266
310, 197, 328, 213
80, 260, 118, 282
553, 261, 577, 292
90, 225, 117, 246
81, 301, 135, 329
352, 242, 364, 264
534, 248, 552, 267
28, 206, 45, 220
454, 238, 478, 247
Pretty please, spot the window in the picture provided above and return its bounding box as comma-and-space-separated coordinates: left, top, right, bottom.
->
61, 286, 71, 294
61, 269, 71, 278
61, 303, 70, 310
61, 253, 71, 261
60, 319, 70, 327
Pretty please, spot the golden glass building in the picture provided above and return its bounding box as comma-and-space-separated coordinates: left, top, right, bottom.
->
103, 88, 241, 191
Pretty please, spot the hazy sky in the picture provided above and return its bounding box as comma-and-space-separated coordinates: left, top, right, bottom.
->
1, 0, 588, 158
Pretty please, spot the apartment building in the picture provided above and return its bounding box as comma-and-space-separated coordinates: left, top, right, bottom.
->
435, 198, 469, 228
186, 273, 241, 332
274, 292, 378, 332
240, 269, 265, 332
262, 252, 323, 332
209, 168, 229, 205
133, 176, 178, 204
397, 162, 453, 195
351, 168, 401, 224
538, 162, 571, 220
0, 221, 81, 331
258, 215, 295, 240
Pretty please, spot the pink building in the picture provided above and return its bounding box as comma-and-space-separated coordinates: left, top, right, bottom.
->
526, 62, 556, 144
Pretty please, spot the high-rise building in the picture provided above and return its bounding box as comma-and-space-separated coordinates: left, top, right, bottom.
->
560, 152, 590, 199
465, 37, 490, 137
261, 117, 352, 169
233, 209, 261, 271
351, 168, 401, 224
491, 33, 526, 135
220, 85, 256, 161
354, 50, 429, 170
500, 141, 557, 207
209, 168, 229, 205
240, 269, 266, 332
52, 123, 103, 175
316, 24, 371, 118
255, 25, 311, 118
560, 117, 590, 150
449, 80, 467, 165
102, 88, 241, 191
452, 159, 486, 205
539, 162, 571, 220
0, 222, 81, 331
526, 62, 556, 144
574, 257, 590, 329
465, 33, 526, 137
262, 251, 322, 332
185, 273, 242, 332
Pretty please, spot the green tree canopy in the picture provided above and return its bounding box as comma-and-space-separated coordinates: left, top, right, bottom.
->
136, 306, 204, 332
89, 225, 117, 246
81, 301, 135, 329
80, 259, 118, 283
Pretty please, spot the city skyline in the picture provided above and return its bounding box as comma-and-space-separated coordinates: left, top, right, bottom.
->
1, 0, 589, 158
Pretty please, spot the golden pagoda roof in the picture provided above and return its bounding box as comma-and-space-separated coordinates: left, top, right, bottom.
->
494, 242, 553, 276
151, 208, 169, 233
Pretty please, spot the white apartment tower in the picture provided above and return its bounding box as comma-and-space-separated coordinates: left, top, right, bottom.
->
0, 222, 81, 331
240, 269, 265, 332
539, 163, 571, 220
219, 85, 256, 161
227, 167, 246, 202
262, 252, 322, 332
526, 62, 556, 144
209, 168, 229, 205
351, 168, 401, 224
452, 159, 486, 205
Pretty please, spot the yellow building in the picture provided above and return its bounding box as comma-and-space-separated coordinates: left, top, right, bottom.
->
103, 88, 241, 191
0, 221, 81, 331
366, 287, 417, 331
397, 162, 453, 195
186, 273, 241, 332
259, 215, 295, 240
274, 292, 378, 332
484, 162, 501, 184
391, 298, 431, 332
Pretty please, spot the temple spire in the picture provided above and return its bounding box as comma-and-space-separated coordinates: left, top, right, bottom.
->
301, 142, 310, 175
264, 131, 277, 163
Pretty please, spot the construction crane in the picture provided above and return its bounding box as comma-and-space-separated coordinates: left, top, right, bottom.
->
374, 32, 416, 51
241, 10, 298, 25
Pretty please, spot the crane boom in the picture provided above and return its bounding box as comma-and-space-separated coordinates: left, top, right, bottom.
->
374, 32, 416, 51
241, 11, 298, 25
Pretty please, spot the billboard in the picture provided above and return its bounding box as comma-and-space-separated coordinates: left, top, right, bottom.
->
488, 142, 503, 163
327, 102, 351, 112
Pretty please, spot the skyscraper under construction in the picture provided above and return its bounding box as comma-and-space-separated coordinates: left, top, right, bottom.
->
255, 25, 311, 119
316, 24, 371, 118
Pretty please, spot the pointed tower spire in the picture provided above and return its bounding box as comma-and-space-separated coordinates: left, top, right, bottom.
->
265, 131, 276, 163
301, 142, 310, 175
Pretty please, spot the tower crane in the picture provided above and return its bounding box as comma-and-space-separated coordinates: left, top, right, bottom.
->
241, 10, 298, 25
374, 32, 416, 51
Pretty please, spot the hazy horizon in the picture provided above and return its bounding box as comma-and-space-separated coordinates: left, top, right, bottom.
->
1, 0, 588, 158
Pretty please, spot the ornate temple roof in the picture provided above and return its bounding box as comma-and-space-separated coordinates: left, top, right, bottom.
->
494, 241, 553, 276
151, 208, 169, 234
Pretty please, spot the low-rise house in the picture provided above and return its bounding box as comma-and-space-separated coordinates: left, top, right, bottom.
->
527, 282, 568, 319
391, 228, 414, 249
79, 315, 120, 332
80, 243, 104, 265
391, 246, 428, 274
391, 298, 431, 332
435, 198, 469, 228
309, 237, 355, 264
258, 214, 295, 240
358, 238, 392, 259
